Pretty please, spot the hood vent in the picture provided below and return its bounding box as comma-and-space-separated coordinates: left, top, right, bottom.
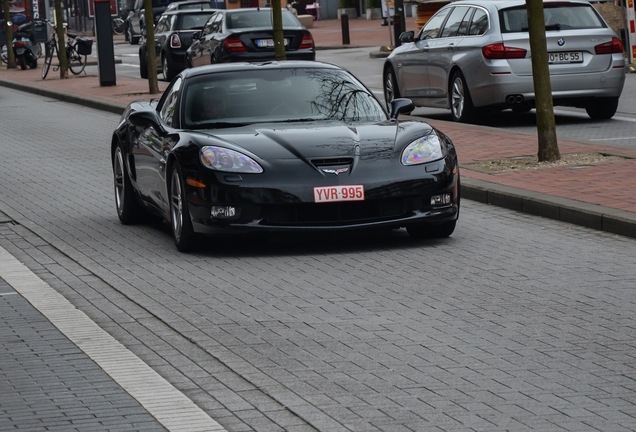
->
311, 157, 353, 168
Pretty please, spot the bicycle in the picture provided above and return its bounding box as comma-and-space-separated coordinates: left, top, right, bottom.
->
42, 21, 92, 79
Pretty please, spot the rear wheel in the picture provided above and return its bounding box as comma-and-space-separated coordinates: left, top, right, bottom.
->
68, 52, 86, 75
170, 164, 197, 252
161, 54, 176, 81
17, 55, 27, 70
449, 71, 476, 122
383, 66, 400, 111
585, 97, 618, 120
113, 145, 144, 224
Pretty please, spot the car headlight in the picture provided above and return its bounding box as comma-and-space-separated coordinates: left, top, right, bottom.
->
200, 146, 263, 173
401, 133, 444, 166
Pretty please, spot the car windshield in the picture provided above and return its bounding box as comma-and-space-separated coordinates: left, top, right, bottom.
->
182, 68, 388, 129
226, 10, 299, 29
500, 3, 605, 33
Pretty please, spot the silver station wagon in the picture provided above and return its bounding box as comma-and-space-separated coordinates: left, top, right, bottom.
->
383, 0, 626, 122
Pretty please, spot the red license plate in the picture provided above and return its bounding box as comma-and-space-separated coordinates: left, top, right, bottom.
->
314, 185, 365, 203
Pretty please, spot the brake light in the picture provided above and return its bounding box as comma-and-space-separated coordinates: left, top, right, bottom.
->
594, 37, 623, 55
482, 43, 527, 59
224, 36, 246, 53
14, 40, 28, 48
170, 33, 181, 49
299, 34, 314, 50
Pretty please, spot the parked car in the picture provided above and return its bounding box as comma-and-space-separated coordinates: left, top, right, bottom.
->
111, 61, 460, 251
139, 8, 216, 81
383, 0, 626, 122
125, 0, 172, 45
186, 8, 315, 67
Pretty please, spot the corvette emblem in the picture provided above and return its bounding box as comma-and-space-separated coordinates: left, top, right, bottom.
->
322, 168, 349, 175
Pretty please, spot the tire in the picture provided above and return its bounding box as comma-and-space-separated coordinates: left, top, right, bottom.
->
68, 52, 86, 75
28, 56, 37, 69
170, 164, 197, 252
139, 48, 148, 79
127, 25, 140, 45
41, 41, 54, 79
112, 18, 125, 35
449, 71, 476, 123
383, 66, 400, 112
586, 97, 618, 120
161, 54, 176, 81
113, 145, 143, 225
17, 55, 27, 70
407, 220, 457, 239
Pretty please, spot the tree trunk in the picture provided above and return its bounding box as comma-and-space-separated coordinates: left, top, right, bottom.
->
526, 0, 560, 162
3, 0, 16, 68
143, 0, 160, 94
272, 0, 286, 61
54, 0, 68, 79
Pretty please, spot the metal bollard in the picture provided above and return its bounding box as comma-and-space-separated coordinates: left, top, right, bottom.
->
341, 14, 350, 45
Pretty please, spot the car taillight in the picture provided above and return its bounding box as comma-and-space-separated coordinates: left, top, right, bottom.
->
482, 43, 527, 59
170, 33, 181, 49
594, 37, 623, 55
224, 36, 246, 53
299, 34, 314, 49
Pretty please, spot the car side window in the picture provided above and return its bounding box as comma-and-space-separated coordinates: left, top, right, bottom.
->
418, 7, 451, 40
468, 8, 488, 35
201, 13, 217, 36
158, 77, 182, 127
211, 13, 223, 33
439, 6, 472, 38
155, 15, 169, 32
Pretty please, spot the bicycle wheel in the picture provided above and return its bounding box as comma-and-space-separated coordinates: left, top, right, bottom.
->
112, 18, 125, 35
1, 43, 7, 64
41, 40, 56, 79
68, 50, 86, 75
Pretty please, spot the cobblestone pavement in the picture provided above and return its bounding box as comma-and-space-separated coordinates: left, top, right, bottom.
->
1, 17, 636, 432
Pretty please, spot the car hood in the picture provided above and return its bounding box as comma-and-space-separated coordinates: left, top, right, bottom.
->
188, 121, 432, 161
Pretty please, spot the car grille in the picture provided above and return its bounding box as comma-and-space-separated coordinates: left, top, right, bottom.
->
264, 198, 420, 226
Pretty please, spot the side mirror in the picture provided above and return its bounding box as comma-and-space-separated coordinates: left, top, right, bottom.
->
192, 30, 201, 40
399, 31, 415, 43
390, 98, 415, 119
129, 110, 167, 135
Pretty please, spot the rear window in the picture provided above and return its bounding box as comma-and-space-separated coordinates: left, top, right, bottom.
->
500, 4, 606, 33
226, 10, 300, 29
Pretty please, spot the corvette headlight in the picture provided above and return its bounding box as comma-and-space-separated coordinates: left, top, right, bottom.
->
200, 146, 263, 173
401, 134, 444, 166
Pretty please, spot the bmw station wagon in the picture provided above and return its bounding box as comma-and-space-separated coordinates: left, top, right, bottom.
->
383, 0, 626, 122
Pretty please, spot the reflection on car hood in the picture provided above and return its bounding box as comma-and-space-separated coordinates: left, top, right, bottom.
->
191, 121, 426, 160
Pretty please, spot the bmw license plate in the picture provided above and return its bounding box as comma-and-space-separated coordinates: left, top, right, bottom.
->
548, 51, 583, 64
256, 38, 288, 48
314, 185, 365, 203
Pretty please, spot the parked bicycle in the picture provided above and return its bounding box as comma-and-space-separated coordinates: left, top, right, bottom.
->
41, 20, 93, 79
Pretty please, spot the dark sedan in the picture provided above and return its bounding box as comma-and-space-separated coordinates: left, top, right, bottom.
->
139, 8, 216, 81
186, 8, 315, 67
111, 61, 460, 251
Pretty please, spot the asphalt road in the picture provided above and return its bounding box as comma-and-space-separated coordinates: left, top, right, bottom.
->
1, 86, 636, 431
101, 44, 636, 151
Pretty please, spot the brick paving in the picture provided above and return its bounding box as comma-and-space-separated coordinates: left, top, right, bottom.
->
1, 16, 636, 432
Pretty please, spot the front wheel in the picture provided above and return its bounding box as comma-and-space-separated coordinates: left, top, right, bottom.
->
170, 164, 197, 252
449, 71, 476, 123
41, 41, 55, 79
383, 66, 400, 112
585, 97, 618, 120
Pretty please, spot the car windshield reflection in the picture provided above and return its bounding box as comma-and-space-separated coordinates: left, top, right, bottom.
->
183, 68, 387, 129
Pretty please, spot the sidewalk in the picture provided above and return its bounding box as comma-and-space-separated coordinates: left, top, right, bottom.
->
1, 17, 636, 240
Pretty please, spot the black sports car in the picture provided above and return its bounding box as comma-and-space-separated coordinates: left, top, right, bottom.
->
111, 61, 460, 251
186, 8, 315, 67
